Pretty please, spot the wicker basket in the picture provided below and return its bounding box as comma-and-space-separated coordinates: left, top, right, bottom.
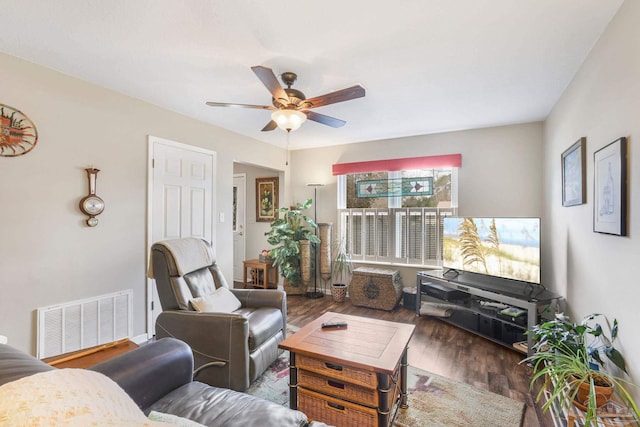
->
300, 240, 312, 284
331, 284, 347, 303
349, 267, 402, 311
297, 354, 377, 388
298, 387, 377, 427
299, 369, 377, 407
318, 223, 332, 280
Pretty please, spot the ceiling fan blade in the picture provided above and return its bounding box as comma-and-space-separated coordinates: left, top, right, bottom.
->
251, 66, 289, 104
261, 120, 278, 132
304, 85, 365, 109
205, 101, 275, 110
305, 111, 346, 128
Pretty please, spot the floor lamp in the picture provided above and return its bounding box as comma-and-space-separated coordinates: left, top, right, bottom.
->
306, 183, 324, 299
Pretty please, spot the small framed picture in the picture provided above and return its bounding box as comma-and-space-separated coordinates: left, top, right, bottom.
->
561, 137, 586, 207
593, 137, 627, 236
256, 177, 279, 222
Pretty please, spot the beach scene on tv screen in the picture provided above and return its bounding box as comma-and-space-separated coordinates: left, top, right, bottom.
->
443, 217, 541, 284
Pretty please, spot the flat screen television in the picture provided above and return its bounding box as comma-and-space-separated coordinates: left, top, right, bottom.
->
443, 217, 540, 285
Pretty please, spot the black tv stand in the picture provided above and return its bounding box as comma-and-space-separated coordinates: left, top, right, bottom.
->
416, 270, 561, 356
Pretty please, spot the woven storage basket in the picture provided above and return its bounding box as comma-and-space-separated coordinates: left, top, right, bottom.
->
318, 223, 332, 280
299, 387, 377, 427
298, 369, 378, 407
297, 354, 377, 388
300, 240, 312, 284
349, 267, 402, 311
331, 284, 347, 303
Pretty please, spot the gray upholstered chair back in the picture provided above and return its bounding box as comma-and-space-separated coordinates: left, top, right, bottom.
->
151, 238, 230, 311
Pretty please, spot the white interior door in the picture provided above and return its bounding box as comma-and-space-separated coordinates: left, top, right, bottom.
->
233, 174, 246, 282
147, 136, 215, 337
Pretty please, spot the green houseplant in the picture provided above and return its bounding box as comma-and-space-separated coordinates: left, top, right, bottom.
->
265, 199, 320, 294
523, 313, 639, 425
330, 238, 353, 302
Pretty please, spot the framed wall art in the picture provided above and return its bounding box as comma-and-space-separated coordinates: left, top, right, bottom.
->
561, 137, 586, 207
256, 177, 279, 222
593, 137, 627, 236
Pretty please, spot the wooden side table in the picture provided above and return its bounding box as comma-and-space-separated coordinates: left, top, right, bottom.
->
279, 312, 415, 427
243, 259, 278, 289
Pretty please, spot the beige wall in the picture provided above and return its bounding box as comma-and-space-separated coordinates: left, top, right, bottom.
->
543, 0, 640, 395
289, 122, 544, 287
0, 52, 286, 353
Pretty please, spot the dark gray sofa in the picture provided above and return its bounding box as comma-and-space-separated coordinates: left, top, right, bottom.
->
0, 338, 326, 427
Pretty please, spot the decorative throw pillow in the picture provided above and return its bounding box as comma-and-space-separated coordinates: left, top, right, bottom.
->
189, 287, 241, 313
0, 368, 167, 426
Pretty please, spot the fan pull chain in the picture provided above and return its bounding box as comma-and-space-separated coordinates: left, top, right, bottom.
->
286, 130, 290, 166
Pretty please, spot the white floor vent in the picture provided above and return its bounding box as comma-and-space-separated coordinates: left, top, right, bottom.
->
37, 290, 133, 359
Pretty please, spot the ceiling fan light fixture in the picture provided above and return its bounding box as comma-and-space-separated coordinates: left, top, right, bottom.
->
271, 109, 306, 132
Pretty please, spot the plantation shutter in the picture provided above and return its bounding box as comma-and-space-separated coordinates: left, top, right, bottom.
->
350, 211, 363, 256
377, 211, 389, 258
395, 210, 407, 259
424, 211, 438, 262
407, 209, 423, 263
364, 210, 376, 257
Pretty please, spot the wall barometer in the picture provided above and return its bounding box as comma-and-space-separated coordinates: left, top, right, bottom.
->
79, 168, 104, 227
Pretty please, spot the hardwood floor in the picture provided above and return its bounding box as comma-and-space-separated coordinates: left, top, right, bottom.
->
283, 293, 552, 427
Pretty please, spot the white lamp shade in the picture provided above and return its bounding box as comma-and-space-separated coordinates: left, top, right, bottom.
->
271, 109, 307, 131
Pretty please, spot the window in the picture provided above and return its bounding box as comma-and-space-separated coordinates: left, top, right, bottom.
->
337, 168, 458, 266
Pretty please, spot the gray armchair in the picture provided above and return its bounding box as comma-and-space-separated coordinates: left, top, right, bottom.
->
150, 238, 286, 392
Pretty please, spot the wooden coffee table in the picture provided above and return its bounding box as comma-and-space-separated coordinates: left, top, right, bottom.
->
279, 312, 415, 427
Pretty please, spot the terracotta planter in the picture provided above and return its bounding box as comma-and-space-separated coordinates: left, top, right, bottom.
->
573, 375, 613, 409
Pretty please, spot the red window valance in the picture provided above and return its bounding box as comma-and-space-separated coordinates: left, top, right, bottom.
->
332, 153, 462, 176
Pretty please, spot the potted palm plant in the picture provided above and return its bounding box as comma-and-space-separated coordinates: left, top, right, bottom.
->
330, 238, 352, 302
265, 199, 320, 295
523, 313, 639, 424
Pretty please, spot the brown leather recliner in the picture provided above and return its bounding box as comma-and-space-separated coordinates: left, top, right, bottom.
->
150, 237, 286, 392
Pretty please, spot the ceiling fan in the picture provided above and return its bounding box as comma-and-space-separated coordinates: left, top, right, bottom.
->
206, 66, 365, 132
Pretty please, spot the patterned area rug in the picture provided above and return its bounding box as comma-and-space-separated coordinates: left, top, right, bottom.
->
247, 328, 525, 426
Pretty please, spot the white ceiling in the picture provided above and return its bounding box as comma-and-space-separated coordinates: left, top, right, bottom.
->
0, 1, 623, 150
